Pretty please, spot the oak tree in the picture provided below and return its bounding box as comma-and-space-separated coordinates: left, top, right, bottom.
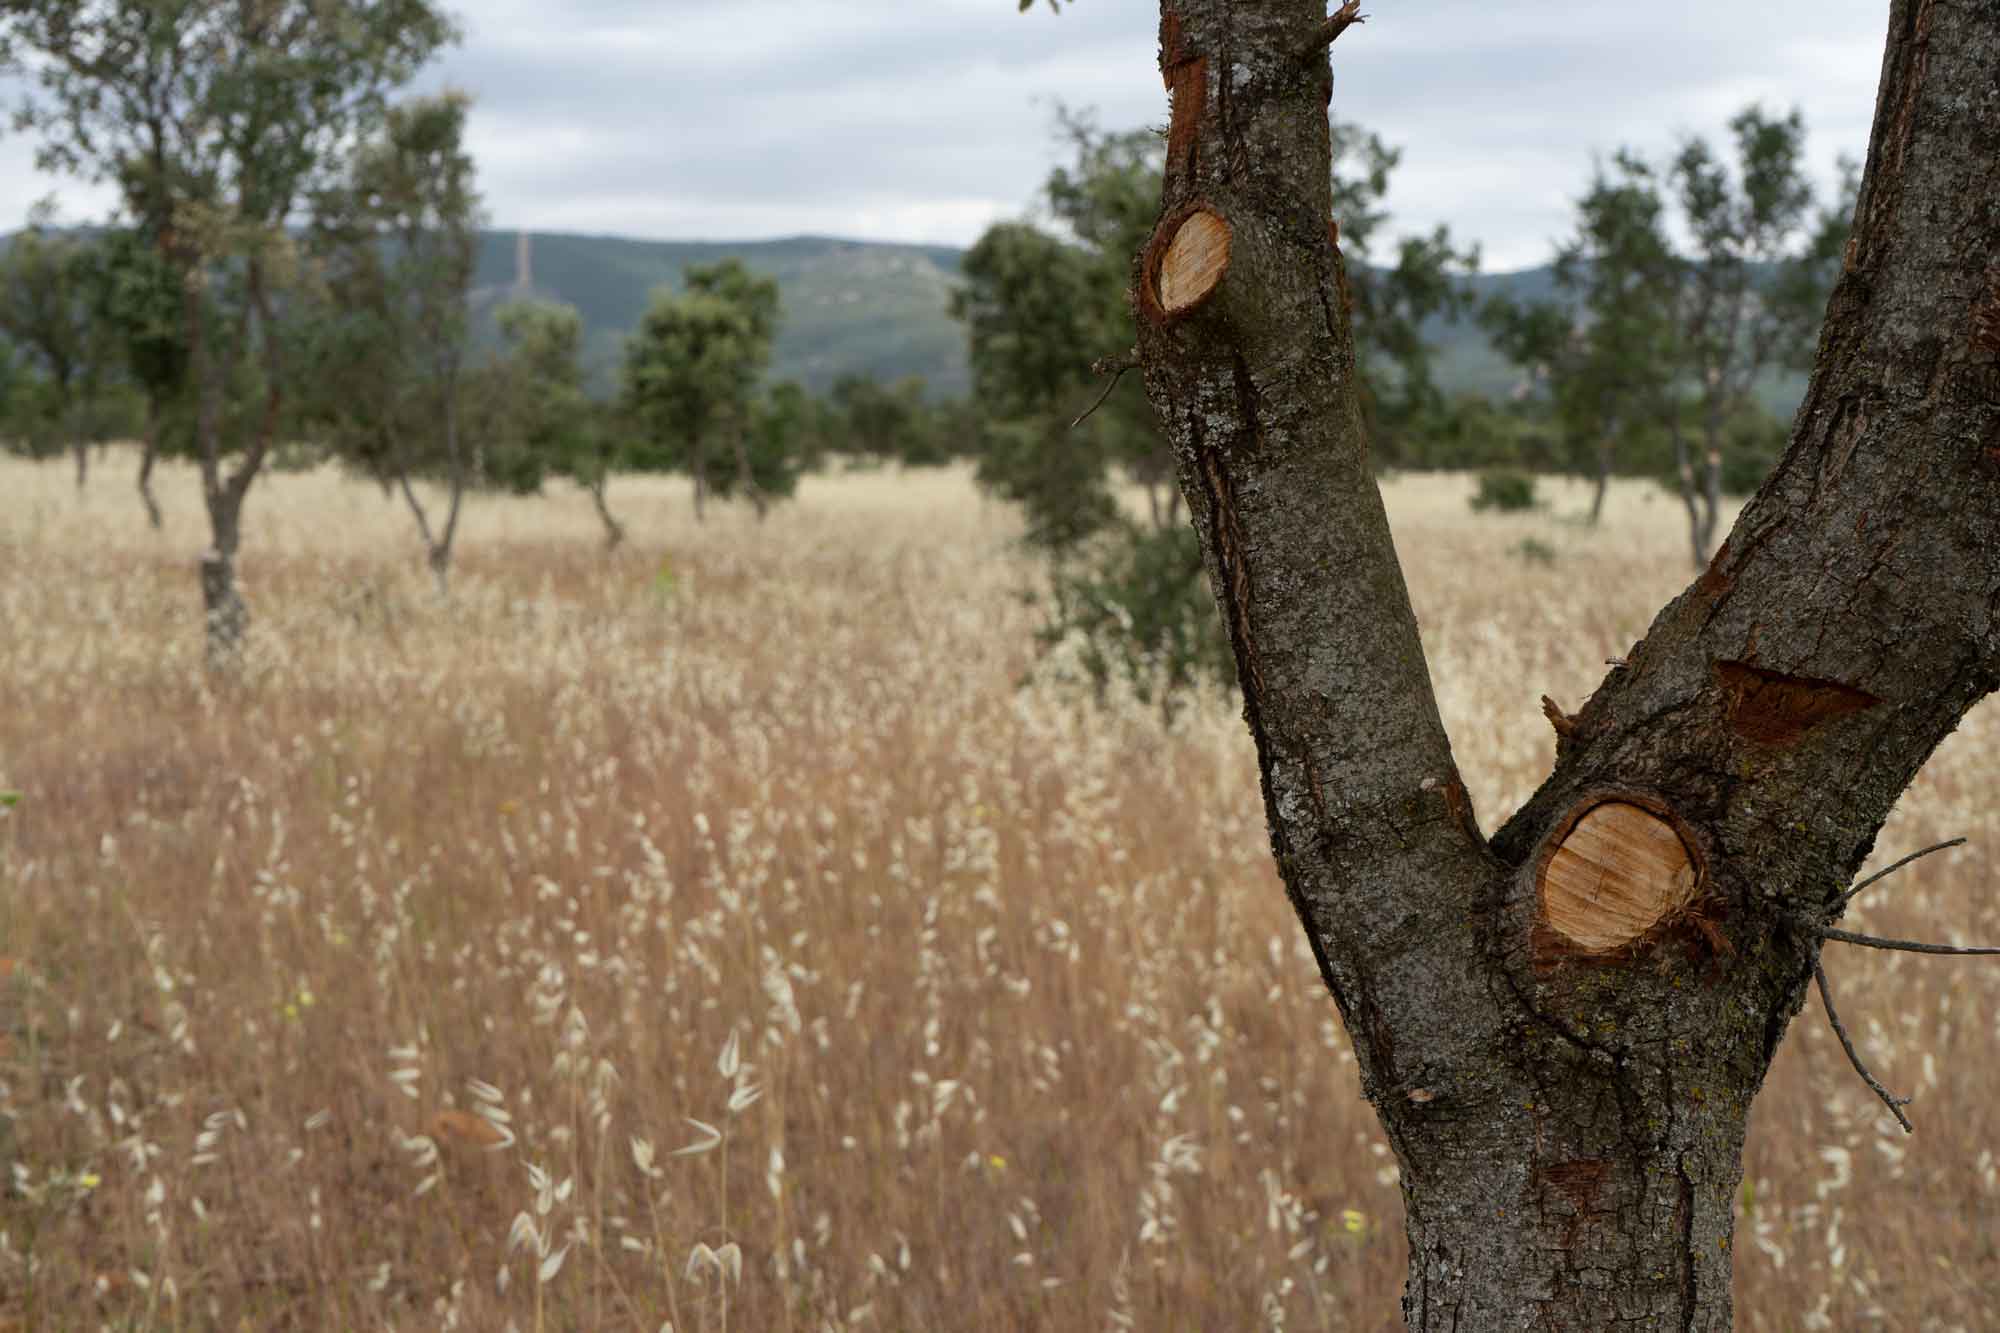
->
310, 91, 482, 593
620, 260, 786, 521
1047, 0, 2000, 1325
1485, 115, 1854, 560
0, 210, 112, 490
1, 0, 457, 662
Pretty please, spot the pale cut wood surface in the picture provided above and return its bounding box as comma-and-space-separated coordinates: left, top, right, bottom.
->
1158, 210, 1231, 313
1540, 802, 1695, 953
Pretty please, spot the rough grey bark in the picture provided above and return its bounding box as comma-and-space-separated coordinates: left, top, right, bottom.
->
1134, 1, 1999, 1327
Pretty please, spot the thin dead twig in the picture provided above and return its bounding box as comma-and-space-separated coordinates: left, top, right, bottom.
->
1813, 957, 1913, 1133
1070, 349, 1140, 430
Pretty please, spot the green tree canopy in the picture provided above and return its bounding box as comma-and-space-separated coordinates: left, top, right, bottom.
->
620, 259, 791, 519
1484, 106, 1854, 558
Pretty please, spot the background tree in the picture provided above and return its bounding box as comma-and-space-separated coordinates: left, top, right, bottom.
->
0, 0, 458, 661
0, 208, 111, 489
491, 297, 627, 549
620, 259, 786, 520
310, 90, 481, 593
823, 373, 958, 466
957, 109, 1473, 700
1103, 0, 1999, 1325
1485, 112, 1855, 561
81, 225, 190, 528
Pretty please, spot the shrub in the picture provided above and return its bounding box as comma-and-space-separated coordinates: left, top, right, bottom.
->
1469, 469, 1538, 513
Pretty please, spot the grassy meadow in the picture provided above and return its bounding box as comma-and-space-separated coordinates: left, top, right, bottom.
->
0, 454, 1995, 1330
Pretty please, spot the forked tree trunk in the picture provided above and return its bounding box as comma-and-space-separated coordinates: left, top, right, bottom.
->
1134, 2, 2000, 1327
192, 259, 277, 669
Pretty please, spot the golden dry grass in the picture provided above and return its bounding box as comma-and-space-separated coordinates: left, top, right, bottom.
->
0, 454, 1994, 1330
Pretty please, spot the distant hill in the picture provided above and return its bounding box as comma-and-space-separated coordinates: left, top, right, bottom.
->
5, 224, 1805, 416
470, 231, 969, 397
472, 228, 1570, 404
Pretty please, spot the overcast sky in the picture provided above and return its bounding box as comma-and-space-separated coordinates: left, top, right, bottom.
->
1, 1, 1890, 272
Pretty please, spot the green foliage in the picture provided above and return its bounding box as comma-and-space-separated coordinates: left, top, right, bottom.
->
1511, 537, 1558, 566
956, 108, 1472, 696
823, 374, 964, 466
621, 259, 798, 512
1480, 104, 1853, 531
2, 0, 460, 474
1469, 470, 1539, 514
0, 212, 120, 457
305, 91, 482, 492
483, 298, 594, 492
1037, 523, 1233, 704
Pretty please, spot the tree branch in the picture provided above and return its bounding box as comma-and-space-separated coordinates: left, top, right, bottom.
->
1824, 837, 1966, 914
1813, 956, 1913, 1132
1818, 927, 2000, 957
1069, 348, 1139, 429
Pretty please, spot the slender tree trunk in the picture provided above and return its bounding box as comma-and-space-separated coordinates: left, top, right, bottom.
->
137, 392, 163, 530
1588, 406, 1616, 525
731, 427, 768, 520
692, 435, 708, 522
431, 355, 467, 595
587, 470, 626, 550
72, 438, 88, 491
1667, 418, 1716, 567
396, 469, 445, 595
1135, 1, 2000, 1326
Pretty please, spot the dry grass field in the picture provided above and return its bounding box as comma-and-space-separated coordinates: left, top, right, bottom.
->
1, 453, 1995, 1330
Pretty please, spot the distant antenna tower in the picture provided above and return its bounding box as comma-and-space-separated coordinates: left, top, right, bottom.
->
514, 229, 532, 293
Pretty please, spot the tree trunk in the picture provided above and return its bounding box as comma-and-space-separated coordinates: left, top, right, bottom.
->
1590, 438, 1611, 526
432, 354, 468, 595
396, 469, 449, 597
1668, 418, 1716, 567
692, 435, 708, 522
1135, 1, 2000, 1326
192, 256, 279, 668
72, 438, 88, 491
731, 427, 768, 520
137, 393, 163, 530
588, 471, 626, 551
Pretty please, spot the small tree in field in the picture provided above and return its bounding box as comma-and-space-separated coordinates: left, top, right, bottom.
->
311, 91, 482, 593
492, 298, 627, 549
0, 209, 109, 490
81, 226, 189, 529
1035, 1, 2000, 1326
1, 0, 457, 663
1485, 111, 1854, 560
620, 260, 786, 520
957, 108, 1472, 700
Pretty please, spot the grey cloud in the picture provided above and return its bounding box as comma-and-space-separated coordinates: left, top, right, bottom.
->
0, 1, 1887, 272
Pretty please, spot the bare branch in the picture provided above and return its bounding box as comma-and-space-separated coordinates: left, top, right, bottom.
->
1819, 927, 2000, 957
1813, 957, 1913, 1133
1069, 348, 1140, 430
1825, 837, 1966, 914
